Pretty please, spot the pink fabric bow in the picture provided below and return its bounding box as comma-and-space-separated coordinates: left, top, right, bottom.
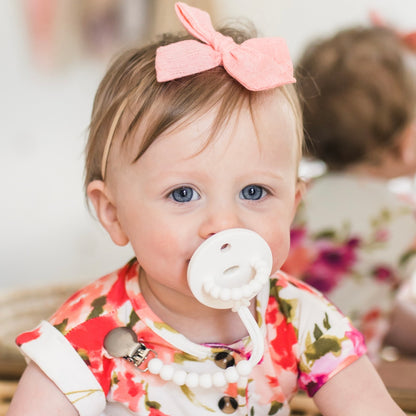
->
155, 2, 295, 91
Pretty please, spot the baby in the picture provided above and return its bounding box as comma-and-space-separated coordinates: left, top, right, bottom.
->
8, 4, 405, 416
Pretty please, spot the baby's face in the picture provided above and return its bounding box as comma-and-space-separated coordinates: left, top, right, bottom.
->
107, 91, 302, 305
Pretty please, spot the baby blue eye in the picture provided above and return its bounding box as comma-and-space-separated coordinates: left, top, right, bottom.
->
170, 186, 199, 203
240, 185, 266, 201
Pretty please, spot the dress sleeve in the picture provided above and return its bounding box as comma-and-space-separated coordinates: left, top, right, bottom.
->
279, 276, 367, 397
16, 320, 106, 416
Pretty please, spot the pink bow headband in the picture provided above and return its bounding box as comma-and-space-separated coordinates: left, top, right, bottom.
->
101, 2, 295, 179
156, 2, 295, 91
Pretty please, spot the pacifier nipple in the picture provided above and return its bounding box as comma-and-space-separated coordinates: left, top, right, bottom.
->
187, 228, 273, 310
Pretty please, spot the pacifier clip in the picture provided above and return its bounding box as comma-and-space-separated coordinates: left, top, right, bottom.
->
104, 228, 273, 389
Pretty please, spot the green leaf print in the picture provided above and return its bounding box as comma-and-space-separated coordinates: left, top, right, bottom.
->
153, 321, 180, 333
180, 385, 215, 411
237, 387, 246, 397
174, 351, 203, 364
127, 309, 140, 328
76, 348, 90, 363
269, 280, 293, 321
313, 324, 323, 340
399, 248, 416, 266
304, 335, 342, 363
313, 229, 336, 240
54, 318, 68, 335
87, 296, 107, 320
268, 401, 283, 415
111, 372, 119, 385
146, 401, 161, 410
323, 313, 330, 330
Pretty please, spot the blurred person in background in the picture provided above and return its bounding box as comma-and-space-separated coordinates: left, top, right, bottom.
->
283, 25, 416, 363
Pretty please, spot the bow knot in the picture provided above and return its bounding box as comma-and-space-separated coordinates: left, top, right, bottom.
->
212, 32, 235, 55
156, 2, 295, 91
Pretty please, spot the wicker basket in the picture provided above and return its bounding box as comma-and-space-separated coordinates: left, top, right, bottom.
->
0, 283, 82, 378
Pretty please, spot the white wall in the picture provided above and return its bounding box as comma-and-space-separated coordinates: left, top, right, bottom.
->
2, 0, 416, 290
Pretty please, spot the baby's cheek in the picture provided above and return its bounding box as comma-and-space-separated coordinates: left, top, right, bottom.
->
268, 234, 291, 273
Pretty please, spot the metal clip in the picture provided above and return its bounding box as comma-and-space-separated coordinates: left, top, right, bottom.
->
126, 342, 157, 372
104, 327, 157, 372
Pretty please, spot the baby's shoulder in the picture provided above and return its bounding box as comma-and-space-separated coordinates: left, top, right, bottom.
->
268, 270, 343, 326
270, 270, 324, 299
49, 260, 137, 335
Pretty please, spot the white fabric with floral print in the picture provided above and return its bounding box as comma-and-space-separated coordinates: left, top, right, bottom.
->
283, 173, 416, 361
16, 260, 366, 416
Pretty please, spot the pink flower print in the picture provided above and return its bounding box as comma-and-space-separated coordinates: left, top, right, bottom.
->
317, 239, 358, 272
299, 372, 329, 397
374, 229, 389, 242
50, 274, 116, 329
112, 370, 145, 412
303, 264, 340, 293
149, 408, 170, 416
16, 327, 41, 346
265, 296, 280, 325
304, 239, 359, 293
290, 227, 307, 246
269, 314, 297, 371
372, 265, 396, 284
345, 329, 367, 356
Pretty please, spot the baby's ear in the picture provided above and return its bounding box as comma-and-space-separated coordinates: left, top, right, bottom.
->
87, 180, 129, 246
294, 178, 306, 207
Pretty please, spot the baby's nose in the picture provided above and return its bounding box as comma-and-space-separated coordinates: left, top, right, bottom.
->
198, 205, 242, 239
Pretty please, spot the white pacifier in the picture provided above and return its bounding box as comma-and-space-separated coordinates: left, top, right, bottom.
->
188, 228, 272, 310
188, 228, 273, 370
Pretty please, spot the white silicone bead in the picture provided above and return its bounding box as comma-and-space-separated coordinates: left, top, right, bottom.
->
199, 373, 213, 389
210, 285, 220, 299
203, 280, 213, 292
242, 284, 252, 298
219, 288, 231, 301
249, 280, 262, 294
224, 366, 239, 383
172, 370, 187, 386
236, 360, 252, 377
212, 371, 227, 387
147, 358, 163, 375
160, 364, 174, 381
231, 287, 243, 300
185, 372, 199, 388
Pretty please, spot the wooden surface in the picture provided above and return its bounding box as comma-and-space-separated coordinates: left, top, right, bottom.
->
378, 355, 416, 413
0, 380, 17, 416
1, 352, 415, 415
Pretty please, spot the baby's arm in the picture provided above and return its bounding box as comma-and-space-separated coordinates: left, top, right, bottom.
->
7, 361, 78, 416
313, 355, 405, 416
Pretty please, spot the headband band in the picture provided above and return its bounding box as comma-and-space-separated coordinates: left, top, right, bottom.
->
101, 98, 129, 180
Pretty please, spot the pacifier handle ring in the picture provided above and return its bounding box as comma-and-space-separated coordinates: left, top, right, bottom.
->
237, 306, 264, 367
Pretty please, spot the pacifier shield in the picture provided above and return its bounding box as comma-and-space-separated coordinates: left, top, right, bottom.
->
187, 228, 273, 309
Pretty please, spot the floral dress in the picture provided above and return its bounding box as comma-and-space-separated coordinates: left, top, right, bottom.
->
283, 173, 416, 361
16, 259, 365, 416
